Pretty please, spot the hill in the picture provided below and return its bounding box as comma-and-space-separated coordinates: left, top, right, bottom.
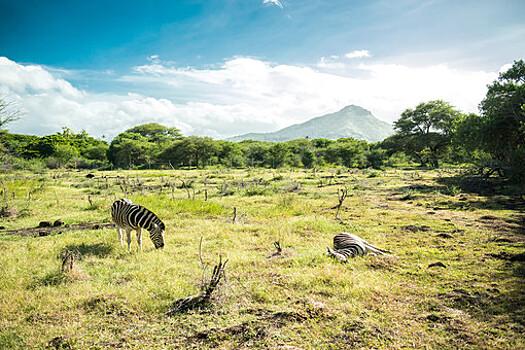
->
228, 105, 393, 142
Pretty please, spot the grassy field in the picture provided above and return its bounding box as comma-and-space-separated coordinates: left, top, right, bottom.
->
0, 167, 524, 349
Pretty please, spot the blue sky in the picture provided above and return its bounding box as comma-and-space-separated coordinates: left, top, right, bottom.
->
0, 0, 524, 138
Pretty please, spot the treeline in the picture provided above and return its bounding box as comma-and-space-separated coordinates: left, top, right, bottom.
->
0, 60, 523, 180
0, 124, 392, 170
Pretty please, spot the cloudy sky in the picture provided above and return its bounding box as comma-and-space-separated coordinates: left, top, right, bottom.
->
0, 0, 523, 139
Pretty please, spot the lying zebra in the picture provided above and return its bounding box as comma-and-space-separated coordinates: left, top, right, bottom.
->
111, 199, 166, 251
327, 232, 390, 262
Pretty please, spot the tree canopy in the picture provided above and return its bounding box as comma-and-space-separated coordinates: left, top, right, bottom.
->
388, 100, 461, 167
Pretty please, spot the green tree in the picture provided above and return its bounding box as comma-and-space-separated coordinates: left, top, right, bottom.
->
108, 132, 152, 168
476, 59, 525, 178
160, 136, 221, 168
392, 100, 461, 167
217, 141, 245, 167
109, 123, 182, 168
126, 123, 182, 143
268, 143, 290, 168
53, 144, 80, 167
242, 141, 271, 167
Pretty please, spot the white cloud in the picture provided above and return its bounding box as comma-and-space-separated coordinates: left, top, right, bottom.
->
147, 55, 161, 64
345, 50, 371, 59
317, 56, 345, 69
263, 0, 283, 9
498, 63, 513, 74
0, 56, 498, 139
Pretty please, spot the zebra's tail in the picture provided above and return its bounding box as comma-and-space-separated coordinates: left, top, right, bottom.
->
326, 246, 348, 262
343, 233, 392, 255
363, 242, 391, 255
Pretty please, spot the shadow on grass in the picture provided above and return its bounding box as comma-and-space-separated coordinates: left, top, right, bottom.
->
61, 242, 113, 258
392, 175, 525, 212
32, 271, 68, 288
439, 257, 525, 328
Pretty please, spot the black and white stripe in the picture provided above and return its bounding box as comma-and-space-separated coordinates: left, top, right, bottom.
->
111, 199, 166, 250
327, 232, 390, 262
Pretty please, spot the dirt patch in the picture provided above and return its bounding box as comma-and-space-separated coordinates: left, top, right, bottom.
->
439, 288, 496, 308
82, 295, 135, 317
402, 225, 431, 232
3, 222, 115, 237
480, 215, 499, 221
47, 336, 74, 350
486, 252, 525, 262
0, 206, 17, 218
190, 307, 321, 345
366, 255, 399, 270
435, 233, 454, 239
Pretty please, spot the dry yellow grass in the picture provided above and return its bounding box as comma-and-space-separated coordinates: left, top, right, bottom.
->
0, 168, 523, 349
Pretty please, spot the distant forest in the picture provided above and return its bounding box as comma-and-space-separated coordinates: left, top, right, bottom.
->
1, 60, 524, 181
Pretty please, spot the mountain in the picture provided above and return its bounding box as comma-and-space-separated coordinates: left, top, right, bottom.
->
228, 105, 393, 142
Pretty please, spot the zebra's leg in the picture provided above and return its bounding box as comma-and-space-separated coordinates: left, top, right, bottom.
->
126, 229, 132, 252
136, 228, 142, 252
117, 227, 123, 246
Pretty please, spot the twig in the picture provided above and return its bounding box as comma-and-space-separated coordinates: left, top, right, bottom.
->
267, 241, 284, 259
332, 188, 348, 220
166, 255, 228, 316
232, 207, 237, 223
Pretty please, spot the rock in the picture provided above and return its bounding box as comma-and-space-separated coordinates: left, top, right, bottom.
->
38, 231, 50, 237
436, 233, 454, 239
53, 219, 64, 227
47, 336, 73, 350
510, 253, 525, 262
487, 252, 525, 261
0, 207, 17, 218
402, 225, 431, 232
86, 173, 95, 179
426, 314, 441, 322
38, 221, 52, 228
428, 262, 447, 268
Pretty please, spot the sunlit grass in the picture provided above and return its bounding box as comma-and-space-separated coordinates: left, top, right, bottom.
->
0, 168, 523, 349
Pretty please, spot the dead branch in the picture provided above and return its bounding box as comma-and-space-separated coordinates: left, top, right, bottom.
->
61, 249, 79, 273
267, 241, 284, 259
332, 188, 348, 220
232, 207, 238, 224
166, 255, 228, 316
0, 97, 22, 129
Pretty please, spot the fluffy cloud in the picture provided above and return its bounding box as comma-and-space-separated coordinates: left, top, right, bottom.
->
126, 57, 497, 132
0, 57, 193, 138
345, 50, 371, 59
0, 56, 498, 139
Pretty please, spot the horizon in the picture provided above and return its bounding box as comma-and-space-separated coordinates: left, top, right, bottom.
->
1, 0, 524, 139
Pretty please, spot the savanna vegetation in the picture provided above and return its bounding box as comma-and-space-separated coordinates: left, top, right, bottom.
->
1, 60, 524, 183
0, 61, 523, 349
0, 167, 524, 349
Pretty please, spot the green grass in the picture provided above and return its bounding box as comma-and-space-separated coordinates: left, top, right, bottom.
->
0, 168, 524, 349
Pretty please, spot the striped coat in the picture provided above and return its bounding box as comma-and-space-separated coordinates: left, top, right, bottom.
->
327, 232, 389, 262
111, 199, 165, 250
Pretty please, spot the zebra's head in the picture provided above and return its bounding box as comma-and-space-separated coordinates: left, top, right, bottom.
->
149, 222, 165, 249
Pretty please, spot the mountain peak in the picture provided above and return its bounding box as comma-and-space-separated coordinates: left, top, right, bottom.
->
338, 104, 371, 114
228, 105, 393, 142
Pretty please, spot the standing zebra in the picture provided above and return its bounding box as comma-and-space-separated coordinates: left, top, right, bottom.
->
111, 199, 166, 251
327, 232, 390, 262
